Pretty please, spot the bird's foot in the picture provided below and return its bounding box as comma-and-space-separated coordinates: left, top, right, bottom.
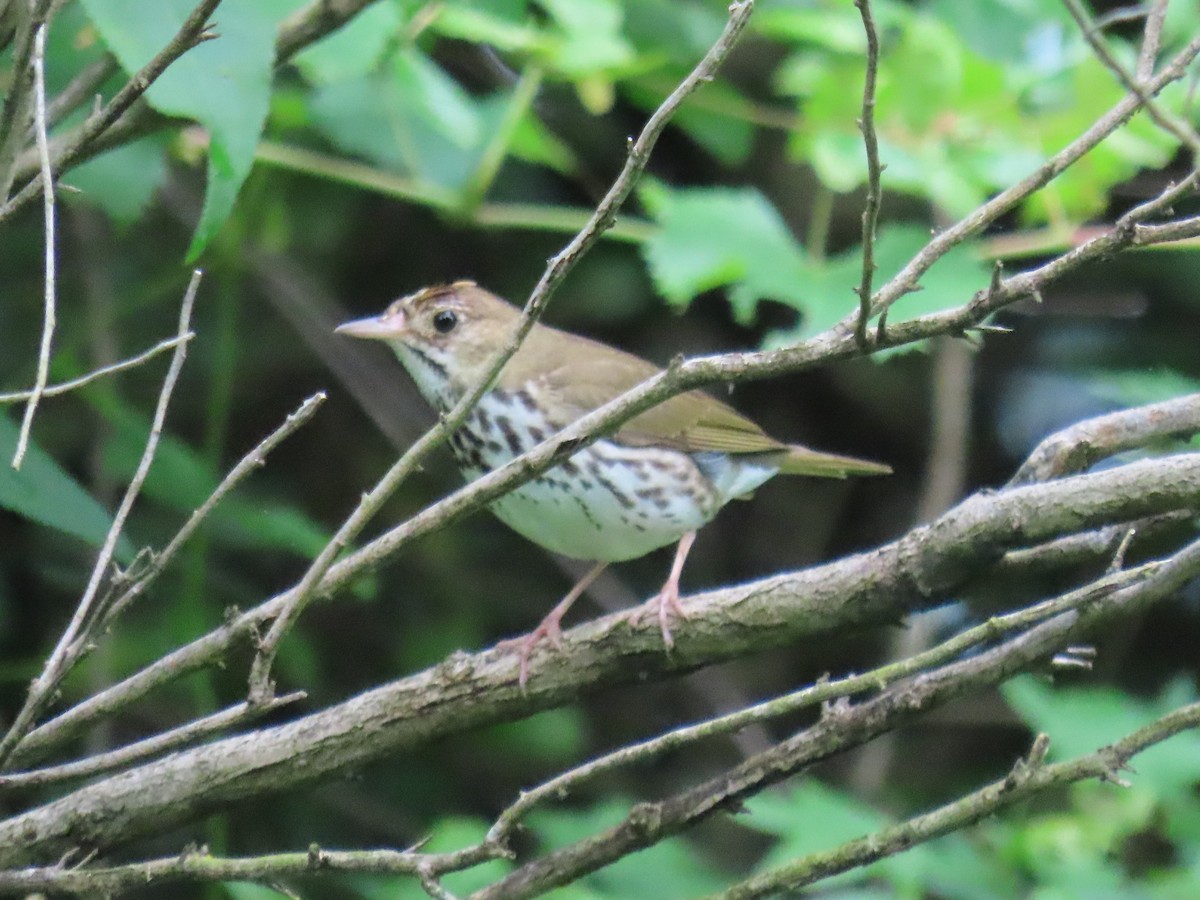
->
500, 562, 608, 688
627, 580, 689, 650
498, 613, 565, 689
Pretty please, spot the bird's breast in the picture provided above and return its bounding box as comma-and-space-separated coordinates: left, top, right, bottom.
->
446, 389, 731, 561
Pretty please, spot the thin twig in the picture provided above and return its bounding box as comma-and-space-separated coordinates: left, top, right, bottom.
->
843, 34, 1200, 327
852, 0, 884, 350
100, 391, 326, 629
1136, 0, 1170, 81
243, 0, 758, 703
0, 0, 50, 199
710, 701, 1200, 898
41, 56, 120, 132
0, 842, 503, 896
12, 23, 56, 470
1062, 0, 1200, 157
0, 272, 200, 770
0, 333, 193, 404
0, 0, 222, 226
0, 692, 305, 792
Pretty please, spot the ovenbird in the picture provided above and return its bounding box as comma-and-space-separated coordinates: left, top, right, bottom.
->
337, 282, 890, 684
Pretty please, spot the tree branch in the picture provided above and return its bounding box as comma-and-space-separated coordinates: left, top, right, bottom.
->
477, 533, 1200, 899
1010, 392, 1200, 485
713, 697, 1200, 898
0, 451, 1196, 864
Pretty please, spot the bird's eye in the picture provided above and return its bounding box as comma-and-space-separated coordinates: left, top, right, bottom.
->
432, 309, 458, 334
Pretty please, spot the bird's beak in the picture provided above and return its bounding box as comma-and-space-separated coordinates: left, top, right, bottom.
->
335, 310, 404, 341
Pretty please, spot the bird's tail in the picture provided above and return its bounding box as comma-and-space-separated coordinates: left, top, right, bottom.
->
777, 445, 892, 478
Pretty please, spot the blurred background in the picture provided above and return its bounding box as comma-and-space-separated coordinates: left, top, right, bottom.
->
2, 0, 1200, 896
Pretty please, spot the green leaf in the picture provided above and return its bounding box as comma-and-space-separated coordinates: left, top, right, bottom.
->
309, 49, 494, 191
293, 0, 405, 84
0, 413, 133, 561
746, 782, 887, 874
80, 0, 277, 260
539, 0, 636, 76
64, 136, 168, 226
642, 183, 987, 357
433, 3, 544, 53
640, 182, 814, 324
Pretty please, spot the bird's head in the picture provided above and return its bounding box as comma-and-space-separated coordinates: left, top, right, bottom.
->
336, 281, 519, 407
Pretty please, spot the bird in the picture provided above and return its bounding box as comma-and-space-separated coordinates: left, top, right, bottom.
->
337, 281, 890, 684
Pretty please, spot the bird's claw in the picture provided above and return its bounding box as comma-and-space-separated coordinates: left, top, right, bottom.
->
499, 616, 566, 689
627, 584, 689, 649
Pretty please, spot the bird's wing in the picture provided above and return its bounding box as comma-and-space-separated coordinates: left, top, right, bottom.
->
514, 329, 788, 456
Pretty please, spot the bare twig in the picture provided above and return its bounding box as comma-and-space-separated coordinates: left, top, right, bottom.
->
1062, 0, 1200, 157
11, 22, 56, 470
0, 841, 502, 896
0, 272, 200, 770
1137, 0, 1171, 81
712, 700, 1200, 898
0, 333, 193, 404
42, 55, 120, 131
843, 33, 1200, 326
0, 692, 305, 792
0, 0, 49, 198
244, 0, 758, 703
0, 0, 222, 226
852, 0, 884, 349
100, 391, 326, 629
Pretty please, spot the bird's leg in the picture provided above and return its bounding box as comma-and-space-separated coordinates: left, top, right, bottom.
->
629, 531, 696, 649
502, 560, 608, 687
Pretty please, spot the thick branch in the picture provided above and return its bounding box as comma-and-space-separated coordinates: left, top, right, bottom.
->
477, 534, 1200, 899
1011, 393, 1200, 485
0, 454, 1196, 863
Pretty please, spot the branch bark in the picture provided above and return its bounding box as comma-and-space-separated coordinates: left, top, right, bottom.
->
0, 452, 1196, 865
